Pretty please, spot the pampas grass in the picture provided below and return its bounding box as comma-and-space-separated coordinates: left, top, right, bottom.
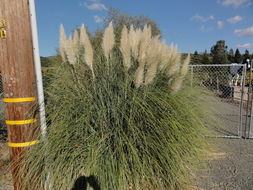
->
166, 46, 181, 78
59, 24, 67, 62
129, 25, 141, 60
171, 54, 190, 92
80, 24, 94, 78
138, 25, 152, 63
65, 35, 76, 65
102, 22, 115, 60
120, 26, 131, 69
18, 24, 216, 190
134, 65, 145, 88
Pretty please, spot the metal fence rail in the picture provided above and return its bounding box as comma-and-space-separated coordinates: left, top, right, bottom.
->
189, 64, 251, 138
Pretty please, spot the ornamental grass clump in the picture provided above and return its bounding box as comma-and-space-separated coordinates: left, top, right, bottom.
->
19, 23, 214, 190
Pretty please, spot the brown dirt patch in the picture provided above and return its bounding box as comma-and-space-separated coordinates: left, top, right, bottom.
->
0, 143, 13, 190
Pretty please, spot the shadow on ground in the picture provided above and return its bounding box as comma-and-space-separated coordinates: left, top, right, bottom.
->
71, 176, 101, 190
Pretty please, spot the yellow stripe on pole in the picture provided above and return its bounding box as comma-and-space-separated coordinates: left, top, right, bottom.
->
6, 119, 37, 125
7, 140, 39, 148
3, 97, 36, 103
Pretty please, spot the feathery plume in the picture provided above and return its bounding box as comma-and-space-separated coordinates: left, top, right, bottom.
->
138, 24, 152, 63
134, 65, 144, 88
65, 35, 76, 65
120, 25, 131, 69
144, 36, 160, 85
158, 41, 169, 71
102, 22, 115, 60
80, 24, 94, 78
133, 25, 152, 87
133, 25, 153, 87
171, 76, 183, 93
59, 24, 67, 62
180, 54, 190, 77
129, 25, 141, 59
145, 62, 158, 85
145, 25, 152, 39
166, 45, 181, 78
73, 30, 79, 48
171, 54, 191, 92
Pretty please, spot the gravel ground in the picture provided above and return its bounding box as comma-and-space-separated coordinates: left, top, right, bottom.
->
196, 99, 253, 190
196, 138, 253, 190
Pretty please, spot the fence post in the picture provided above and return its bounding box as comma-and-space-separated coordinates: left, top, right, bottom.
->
0, 0, 41, 189
190, 66, 193, 87
247, 59, 253, 138
216, 75, 219, 93
239, 65, 246, 137
244, 60, 253, 138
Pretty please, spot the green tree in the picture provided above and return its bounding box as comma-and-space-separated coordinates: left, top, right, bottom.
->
40, 56, 51, 67
243, 49, 250, 61
228, 48, 234, 63
202, 50, 211, 64
234, 48, 242, 63
106, 8, 161, 35
210, 40, 228, 64
190, 51, 201, 65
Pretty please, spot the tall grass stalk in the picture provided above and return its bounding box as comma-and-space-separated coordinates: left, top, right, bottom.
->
18, 24, 216, 190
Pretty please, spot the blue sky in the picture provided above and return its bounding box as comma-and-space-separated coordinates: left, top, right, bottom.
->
36, 0, 253, 56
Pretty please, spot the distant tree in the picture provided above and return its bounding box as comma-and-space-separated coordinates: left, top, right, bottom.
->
190, 51, 201, 65
234, 48, 242, 63
104, 8, 161, 44
210, 40, 228, 64
202, 50, 211, 64
228, 48, 234, 63
40, 56, 51, 67
243, 49, 250, 62
40, 55, 62, 89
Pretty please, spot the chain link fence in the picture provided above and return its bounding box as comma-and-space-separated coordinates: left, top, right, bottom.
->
0, 74, 6, 141
189, 64, 249, 138
0, 65, 252, 139
0, 74, 4, 117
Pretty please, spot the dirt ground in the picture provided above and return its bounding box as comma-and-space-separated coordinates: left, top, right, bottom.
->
0, 142, 13, 190
0, 100, 253, 190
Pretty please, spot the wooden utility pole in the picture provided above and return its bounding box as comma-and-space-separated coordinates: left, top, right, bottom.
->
0, 0, 40, 189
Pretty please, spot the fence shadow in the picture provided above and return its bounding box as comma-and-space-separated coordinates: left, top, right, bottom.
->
71, 175, 101, 190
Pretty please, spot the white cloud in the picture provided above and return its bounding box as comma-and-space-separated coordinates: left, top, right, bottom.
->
80, 0, 108, 11
217, 21, 224, 29
191, 14, 215, 22
200, 25, 213, 32
94, 15, 103, 23
236, 43, 253, 49
219, 0, 249, 7
235, 26, 253, 37
227, 16, 243, 24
